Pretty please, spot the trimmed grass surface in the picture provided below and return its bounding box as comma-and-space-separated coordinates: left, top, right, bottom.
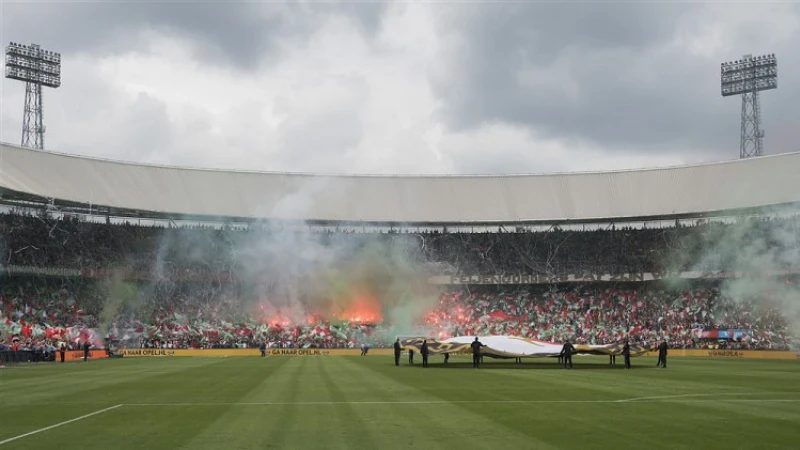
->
1, 356, 799, 449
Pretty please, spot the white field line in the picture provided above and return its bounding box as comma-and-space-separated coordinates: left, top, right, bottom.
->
6, 393, 798, 409
0, 404, 122, 446
118, 393, 800, 406
616, 392, 779, 402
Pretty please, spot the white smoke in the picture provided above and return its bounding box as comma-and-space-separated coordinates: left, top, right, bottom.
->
127, 176, 444, 342
670, 212, 800, 349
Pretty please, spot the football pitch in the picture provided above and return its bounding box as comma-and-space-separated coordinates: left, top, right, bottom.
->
1, 356, 798, 449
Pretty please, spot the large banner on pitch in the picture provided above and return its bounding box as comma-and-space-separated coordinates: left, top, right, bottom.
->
401, 336, 654, 358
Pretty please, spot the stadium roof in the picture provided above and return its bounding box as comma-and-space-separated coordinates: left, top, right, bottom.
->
1, 142, 798, 225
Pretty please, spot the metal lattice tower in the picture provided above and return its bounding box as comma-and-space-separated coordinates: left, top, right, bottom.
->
739, 90, 764, 158
22, 73, 46, 148
721, 53, 777, 159
4, 42, 62, 150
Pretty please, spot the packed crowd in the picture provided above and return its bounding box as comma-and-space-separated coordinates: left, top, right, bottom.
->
1, 277, 794, 352
427, 286, 794, 350
0, 277, 391, 352
1, 212, 798, 355
3, 212, 799, 278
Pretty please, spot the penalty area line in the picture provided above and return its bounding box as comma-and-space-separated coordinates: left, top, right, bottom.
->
0, 404, 122, 446
120, 395, 800, 407
614, 392, 787, 402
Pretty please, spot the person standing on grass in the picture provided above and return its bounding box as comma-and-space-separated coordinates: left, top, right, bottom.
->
393, 338, 402, 366
561, 340, 575, 369
622, 340, 631, 370
657, 339, 668, 368
408, 348, 414, 365
60, 341, 66, 363
471, 337, 485, 369
421, 340, 429, 368
260, 342, 266, 357
83, 341, 90, 362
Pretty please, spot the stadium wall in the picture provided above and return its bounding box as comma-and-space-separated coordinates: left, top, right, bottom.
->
644, 349, 799, 360
63, 350, 110, 361
113, 348, 799, 360
115, 348, 395, 357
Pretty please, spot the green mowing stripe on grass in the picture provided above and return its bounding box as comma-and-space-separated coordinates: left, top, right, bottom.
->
322, 357, 558, 450
174, 355, 311, 449
0, 358, 230, 441
328, 357, 560, 449
465, 360, 800, 449
317, 357, 378, 448
0, 357, 798, 450
0, 358, 224, 404
0, 404, 123, 446
352, 355, 800, 450
0, 358, 296, 449
481, 363, 759, 402
162, 357, 305, 450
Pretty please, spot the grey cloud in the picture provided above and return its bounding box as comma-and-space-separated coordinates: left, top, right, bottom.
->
451, 148, 544, 175
1, 1, 388, 71
431, 3, 800, 158
60, 91, 174, 163
1, 59, 173, 162
277, 108, 364, 172
438, 2, 688, 62
272, 75, 369, 172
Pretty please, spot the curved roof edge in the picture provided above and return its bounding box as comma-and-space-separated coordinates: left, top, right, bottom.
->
3, 141, 797, 178
2, 143, 799, 224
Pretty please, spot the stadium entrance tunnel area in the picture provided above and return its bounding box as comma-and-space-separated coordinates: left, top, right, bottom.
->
1, 356, 798, 449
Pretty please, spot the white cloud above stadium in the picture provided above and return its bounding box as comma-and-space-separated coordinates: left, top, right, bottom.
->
1, 2, 799, 175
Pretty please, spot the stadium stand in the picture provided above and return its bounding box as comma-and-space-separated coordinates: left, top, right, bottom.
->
1, 144, 798, 359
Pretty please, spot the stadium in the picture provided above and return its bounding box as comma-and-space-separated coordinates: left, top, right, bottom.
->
2, 3, 800, 449
1, 142, 799, 449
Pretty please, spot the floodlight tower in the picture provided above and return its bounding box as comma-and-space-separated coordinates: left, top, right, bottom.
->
721, 53, 777, 159
4, 42, 62, 149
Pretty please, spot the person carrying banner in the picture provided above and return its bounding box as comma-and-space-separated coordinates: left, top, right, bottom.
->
561, 340, 575, 369
470, 337, 485, 369
421, 340, 429, 368
622, 340, 631, 369
393, 339, 402, 366
657, 339, 668, 368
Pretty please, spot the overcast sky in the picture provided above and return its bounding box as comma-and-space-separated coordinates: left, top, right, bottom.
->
1, 1, 798, 175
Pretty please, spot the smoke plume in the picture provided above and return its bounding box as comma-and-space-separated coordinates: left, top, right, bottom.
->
108, 177, 446, 343
669, 212, 800, 348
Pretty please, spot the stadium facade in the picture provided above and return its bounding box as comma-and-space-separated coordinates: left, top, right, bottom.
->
1, 143, 799, 225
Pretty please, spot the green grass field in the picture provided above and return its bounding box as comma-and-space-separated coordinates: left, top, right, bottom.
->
1, 355, 798, 449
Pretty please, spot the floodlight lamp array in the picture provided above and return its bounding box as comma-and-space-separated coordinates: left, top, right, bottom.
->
721, 53, 777, 73
720, 53, 777, 97
4, 42, 62, 88
6, 42, 61, 63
